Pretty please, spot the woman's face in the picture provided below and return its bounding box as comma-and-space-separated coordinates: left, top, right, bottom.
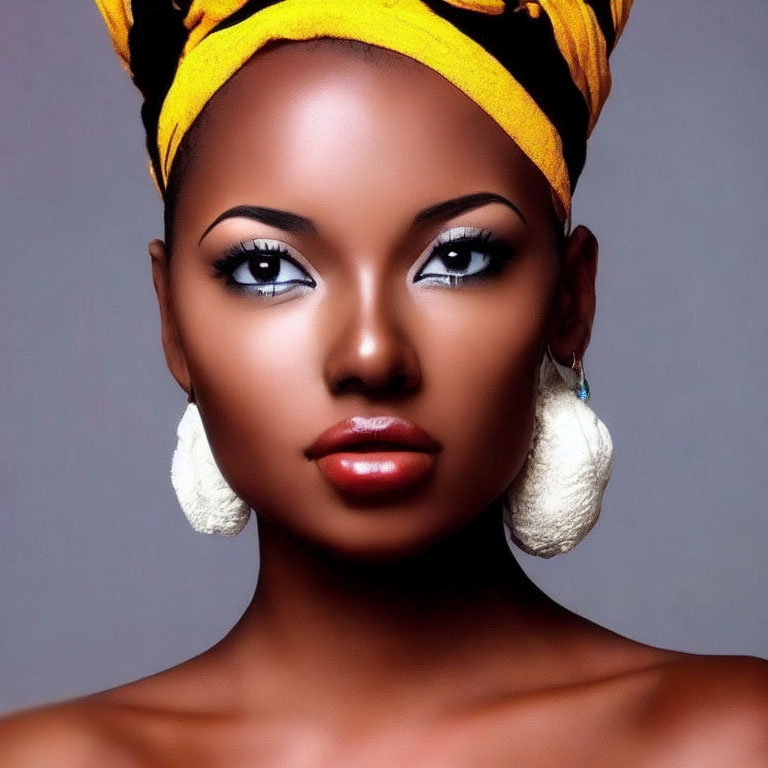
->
153, 41, 591, 560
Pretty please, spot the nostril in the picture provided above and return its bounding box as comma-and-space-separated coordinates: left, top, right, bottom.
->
332, 376, 360, 396
332, 370, 419, 397
391, 372, 418, 392
323, 321, 422, 397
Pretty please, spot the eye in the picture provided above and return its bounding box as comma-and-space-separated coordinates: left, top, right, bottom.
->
212, 239, 316, 298
414, 227, 517, 287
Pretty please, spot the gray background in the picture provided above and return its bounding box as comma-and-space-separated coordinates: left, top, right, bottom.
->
1, 1, 766, 714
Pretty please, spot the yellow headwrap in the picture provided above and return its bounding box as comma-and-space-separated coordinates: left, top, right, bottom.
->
96, 0, 632, 222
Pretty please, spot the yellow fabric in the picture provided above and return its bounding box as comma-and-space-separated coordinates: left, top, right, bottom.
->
157, 0, 569, 218
537, 0, 611, 134
517, 2, 542, 19
94, 0, 132, 72
95, 0, 634, 222
441, 0, 506, 14
610, 0, 632, 44
183, 0, 247, 50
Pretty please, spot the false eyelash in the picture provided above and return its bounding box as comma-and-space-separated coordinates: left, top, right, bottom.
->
212, 240, 294, 282
211, 239, 316, 299
416, 228, 518, 286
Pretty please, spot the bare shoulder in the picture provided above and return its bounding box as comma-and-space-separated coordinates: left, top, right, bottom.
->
0, 700, 136, 768
0, 664, 193, 767
640, 654, 768, 767
0, 655, 235, 768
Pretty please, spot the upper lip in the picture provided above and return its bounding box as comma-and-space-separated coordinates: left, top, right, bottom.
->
305, 416, 442, 459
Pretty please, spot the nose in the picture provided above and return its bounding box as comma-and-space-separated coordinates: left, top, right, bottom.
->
323, 268, 421, 397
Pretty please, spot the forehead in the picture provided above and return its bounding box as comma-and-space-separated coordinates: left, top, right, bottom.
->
172, 39, 555, 241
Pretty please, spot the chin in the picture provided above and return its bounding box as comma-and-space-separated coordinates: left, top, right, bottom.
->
322, 532, 443, 564
298, 501, 476, 564
255, 473, 503, 565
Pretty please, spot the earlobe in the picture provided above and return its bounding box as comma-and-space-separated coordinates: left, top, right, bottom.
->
149, 238, 191, 395
547, 224, 598, 366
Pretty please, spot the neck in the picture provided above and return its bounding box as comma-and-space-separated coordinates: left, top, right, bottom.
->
212, 503, 573, 717
255, 501, 547, 615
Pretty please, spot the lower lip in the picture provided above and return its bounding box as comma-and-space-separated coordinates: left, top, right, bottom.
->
314, 451, 436, 497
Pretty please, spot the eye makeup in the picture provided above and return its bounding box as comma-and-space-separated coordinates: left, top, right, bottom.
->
413, 226, 518, 288
211, 225, 517, 299
212, 238, 316, 298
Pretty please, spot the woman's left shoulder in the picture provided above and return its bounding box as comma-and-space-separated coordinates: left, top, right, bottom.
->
654, 653, 768, 710
640, 653, 768, 766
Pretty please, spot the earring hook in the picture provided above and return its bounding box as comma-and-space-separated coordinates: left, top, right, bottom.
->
571, 352, 590, 402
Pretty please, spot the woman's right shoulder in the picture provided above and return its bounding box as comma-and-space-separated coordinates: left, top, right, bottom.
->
0, 700, 137, 768
0, 655, 226, 767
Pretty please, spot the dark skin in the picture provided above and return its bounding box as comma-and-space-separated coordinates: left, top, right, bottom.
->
2, 41, 767, 767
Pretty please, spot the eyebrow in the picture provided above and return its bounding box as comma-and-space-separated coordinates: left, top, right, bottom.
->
412, 192, 528, 228
199, 191, 527, 245
199, 205, 316, 244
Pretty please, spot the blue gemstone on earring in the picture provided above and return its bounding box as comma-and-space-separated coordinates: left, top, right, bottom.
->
577, 378, 591, 402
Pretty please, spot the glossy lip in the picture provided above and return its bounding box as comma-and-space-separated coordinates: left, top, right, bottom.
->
304, 416, 441, 460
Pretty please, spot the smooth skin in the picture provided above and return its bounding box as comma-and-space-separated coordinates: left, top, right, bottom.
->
2, 41, 767, 767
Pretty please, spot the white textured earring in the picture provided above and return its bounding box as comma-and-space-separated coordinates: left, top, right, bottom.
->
502, 349, 614, 558
170, 389, 251, 536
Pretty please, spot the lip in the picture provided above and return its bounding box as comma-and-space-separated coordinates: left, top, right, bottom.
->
305, 417, 441, 497
305, 416, 441, 459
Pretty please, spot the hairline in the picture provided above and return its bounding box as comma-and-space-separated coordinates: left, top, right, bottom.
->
162, 38, 566, 258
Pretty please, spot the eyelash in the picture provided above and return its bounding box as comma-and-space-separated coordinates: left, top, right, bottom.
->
414, 227, 517, 287
211, 228, 517, 297
212, 240, 316, 298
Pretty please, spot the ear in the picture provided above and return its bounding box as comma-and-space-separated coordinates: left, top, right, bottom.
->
149, 239, 192, 395
546, 224, 599, 365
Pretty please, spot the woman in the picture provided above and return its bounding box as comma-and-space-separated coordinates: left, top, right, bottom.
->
1, 0, 767, 764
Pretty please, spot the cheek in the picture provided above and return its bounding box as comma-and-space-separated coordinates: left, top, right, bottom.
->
173, 276, 322, 504
413, 271, 550, 498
